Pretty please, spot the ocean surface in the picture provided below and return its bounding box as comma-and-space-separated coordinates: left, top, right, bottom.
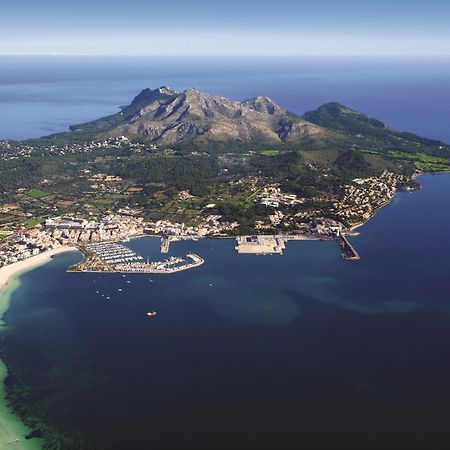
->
2, 173, 450, 449
1, 56, 450, 143
1, 56, 450, 449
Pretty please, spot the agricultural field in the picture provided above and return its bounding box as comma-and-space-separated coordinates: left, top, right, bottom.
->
260, 149, 280, 156
27, 189, 51, 199
388, 151, 450, 171
25, 218, 45, 228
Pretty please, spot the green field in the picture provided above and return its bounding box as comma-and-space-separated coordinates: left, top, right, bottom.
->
25, 217, 45, 228
388, 151, 450, 172
260, 149, 280, 156
27, 189, 51, 199
415, 162, 450, 172
0, 234, 8, 240
389, 151, 449, 164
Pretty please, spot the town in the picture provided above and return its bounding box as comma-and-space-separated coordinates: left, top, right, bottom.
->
0, 136, 152, 159
0, 212, 238, 268
331, 171, 414, 227
0, 170, 418, 268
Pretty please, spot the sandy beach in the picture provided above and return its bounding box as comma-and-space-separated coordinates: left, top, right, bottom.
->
0, 246, 78, 295
0, 246, 78, 449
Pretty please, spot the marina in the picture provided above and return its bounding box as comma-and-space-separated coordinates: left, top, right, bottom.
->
85, 242, 144, 265
72, 241, 204, 274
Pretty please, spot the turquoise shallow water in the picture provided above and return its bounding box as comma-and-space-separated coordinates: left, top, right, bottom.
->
2, 173, 450, 449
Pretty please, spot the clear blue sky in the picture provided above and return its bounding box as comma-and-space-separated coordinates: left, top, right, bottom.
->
2, 0, 450, 55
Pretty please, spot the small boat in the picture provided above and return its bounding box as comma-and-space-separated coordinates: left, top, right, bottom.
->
147, 311, 157, 317
106, 296, 111, 300
126, 280, 131, 284
118, 288, 122, 292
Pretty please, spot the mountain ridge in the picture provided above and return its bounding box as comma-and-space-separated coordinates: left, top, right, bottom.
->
21, 87, 450, 162
70, 87, 331, 146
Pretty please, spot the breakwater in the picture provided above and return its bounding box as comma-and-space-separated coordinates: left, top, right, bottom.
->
337, 235, 360, 260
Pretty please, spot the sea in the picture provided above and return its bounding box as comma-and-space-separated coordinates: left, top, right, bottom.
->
1, 55, 450, 143
1, 56, 450, 449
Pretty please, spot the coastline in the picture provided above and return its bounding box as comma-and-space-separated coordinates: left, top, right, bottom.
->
348, 196, 396, 232
348, 185, 416, 232
0, 246, 79, 449
345, 172, 448, 235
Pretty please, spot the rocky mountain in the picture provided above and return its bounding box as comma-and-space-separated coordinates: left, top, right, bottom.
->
47, 87, 449, 161
70, 87, 331, 146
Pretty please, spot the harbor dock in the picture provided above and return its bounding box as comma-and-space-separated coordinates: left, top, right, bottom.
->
235, 234, 319, 255
235, 233, 360, 261
235, 235, 286, 255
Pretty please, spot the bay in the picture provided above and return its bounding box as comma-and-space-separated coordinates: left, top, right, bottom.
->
3, 173, 450, 449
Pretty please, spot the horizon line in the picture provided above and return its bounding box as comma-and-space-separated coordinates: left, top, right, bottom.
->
1, 53, 450, 58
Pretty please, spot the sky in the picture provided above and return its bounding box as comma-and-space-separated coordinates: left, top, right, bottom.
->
1, 0, 450, 56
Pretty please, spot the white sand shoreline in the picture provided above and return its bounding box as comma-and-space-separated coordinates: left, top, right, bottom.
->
0, 246, 78, 449
0, 246, 78, 295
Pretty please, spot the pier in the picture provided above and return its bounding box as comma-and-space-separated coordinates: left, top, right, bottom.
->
161, 236, 171, 253
115, 253, 204, 274
337, 234, 360, 261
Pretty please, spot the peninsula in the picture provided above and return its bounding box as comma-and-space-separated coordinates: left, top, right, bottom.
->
1, 87, 449, 267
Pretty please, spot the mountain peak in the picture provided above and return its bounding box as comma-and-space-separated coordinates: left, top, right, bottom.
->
71, 86, 326, 146
303, 102, 387, 133
128, 87, 178, 110
242, 96, 285, 115
158, 86, 178, 95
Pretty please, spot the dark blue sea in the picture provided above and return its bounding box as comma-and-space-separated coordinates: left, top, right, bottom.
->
2, 57, 450, 449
